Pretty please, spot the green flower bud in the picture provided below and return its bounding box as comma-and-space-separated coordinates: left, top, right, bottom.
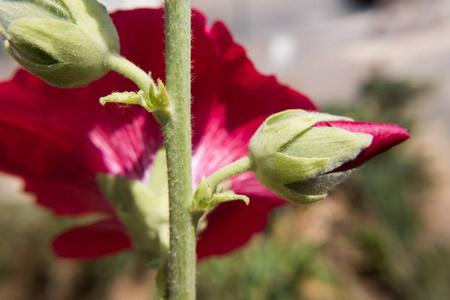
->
0, 0, 120, 87
248, 110, 373, 204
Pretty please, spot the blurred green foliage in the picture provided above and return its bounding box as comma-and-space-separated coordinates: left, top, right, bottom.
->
198, 238, 343, 300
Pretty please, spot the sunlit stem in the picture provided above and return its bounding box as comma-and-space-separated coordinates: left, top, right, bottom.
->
206, 156, 254, 192
106, 52, 155, 95
160, 0, 195, 299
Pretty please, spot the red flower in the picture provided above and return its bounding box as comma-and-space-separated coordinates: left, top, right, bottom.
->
0, 9, 407, 260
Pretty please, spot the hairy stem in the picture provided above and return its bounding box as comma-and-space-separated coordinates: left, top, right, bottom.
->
161, 0, 195, 299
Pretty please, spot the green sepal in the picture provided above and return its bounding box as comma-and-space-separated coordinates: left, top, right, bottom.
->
256, 176, 327, 204
249, 109, 354, 155
96, 174, 169, 256
250, 110, 316, 154
256, 152, 329, 183
100, 90, 153, 112
267, 171, 352, 204
0, 0, 74, 31
285, 170, 352, 195
64, 0, 119, 52
281, 127, 373, 173
149, 79, 170, 112
100, 79, 170, 115
212, 190, 250, 206
191, 177, 212, 210
191, 177, 250, 212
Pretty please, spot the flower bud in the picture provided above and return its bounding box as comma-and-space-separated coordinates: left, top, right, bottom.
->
0, 0, 120, 87
248, 110, 409, 204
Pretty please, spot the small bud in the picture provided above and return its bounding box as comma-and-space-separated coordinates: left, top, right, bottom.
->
0, 0, 120, 87
249, 110, 409, 204
191, 177, 249, 213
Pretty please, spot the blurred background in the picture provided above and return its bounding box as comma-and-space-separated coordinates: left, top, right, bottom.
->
1, 0, 450, 299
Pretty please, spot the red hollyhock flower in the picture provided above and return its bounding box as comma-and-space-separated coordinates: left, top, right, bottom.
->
0, 9, 407, 259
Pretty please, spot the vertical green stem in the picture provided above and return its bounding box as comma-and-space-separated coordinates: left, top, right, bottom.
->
161, 0, 195, 299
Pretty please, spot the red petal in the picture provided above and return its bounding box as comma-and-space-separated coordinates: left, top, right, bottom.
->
52, 219, 131, 259
111, 9, 166, 82
197, 195, 284, 259
26, 179, 114, 215
0, 10, 171, 216
197, 21, 318, 135
192, 105, 260, 182
314, 121, 410, 172
191, 11, 318, 145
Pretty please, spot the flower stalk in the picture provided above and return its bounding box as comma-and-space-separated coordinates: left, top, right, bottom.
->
205, 156, 254, 192
161, 0, 196, 299
105, 53, 153, 96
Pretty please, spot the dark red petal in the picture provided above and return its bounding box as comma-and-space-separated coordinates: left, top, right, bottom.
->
0, 10, 172, 217
111, 9, 166, 82
197, 195, 285, 259
52, 219, 131, 259
314, 121, 410, 172
26, 179, 114, 215
205, 21, 318, 134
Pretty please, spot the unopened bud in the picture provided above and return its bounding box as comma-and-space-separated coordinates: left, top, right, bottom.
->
249, 110, 408, 204
0, 0, 120, 87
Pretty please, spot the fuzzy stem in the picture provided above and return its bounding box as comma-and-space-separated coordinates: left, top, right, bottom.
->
206, 156, 254, 191
161, 0, 195, 299
106, 52, 155, 94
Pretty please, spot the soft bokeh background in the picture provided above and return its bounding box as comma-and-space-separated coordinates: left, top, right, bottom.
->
1, 0, 450, 299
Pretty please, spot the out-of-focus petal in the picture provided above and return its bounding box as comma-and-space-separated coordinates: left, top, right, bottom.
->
208, 21, 318, 133
52, 219, 132, 259
197, 195, 284, 259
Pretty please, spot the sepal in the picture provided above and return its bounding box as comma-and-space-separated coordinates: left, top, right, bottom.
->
100, 78, 170, 114
191, 177, 249, 212
259, 153, 329, 183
